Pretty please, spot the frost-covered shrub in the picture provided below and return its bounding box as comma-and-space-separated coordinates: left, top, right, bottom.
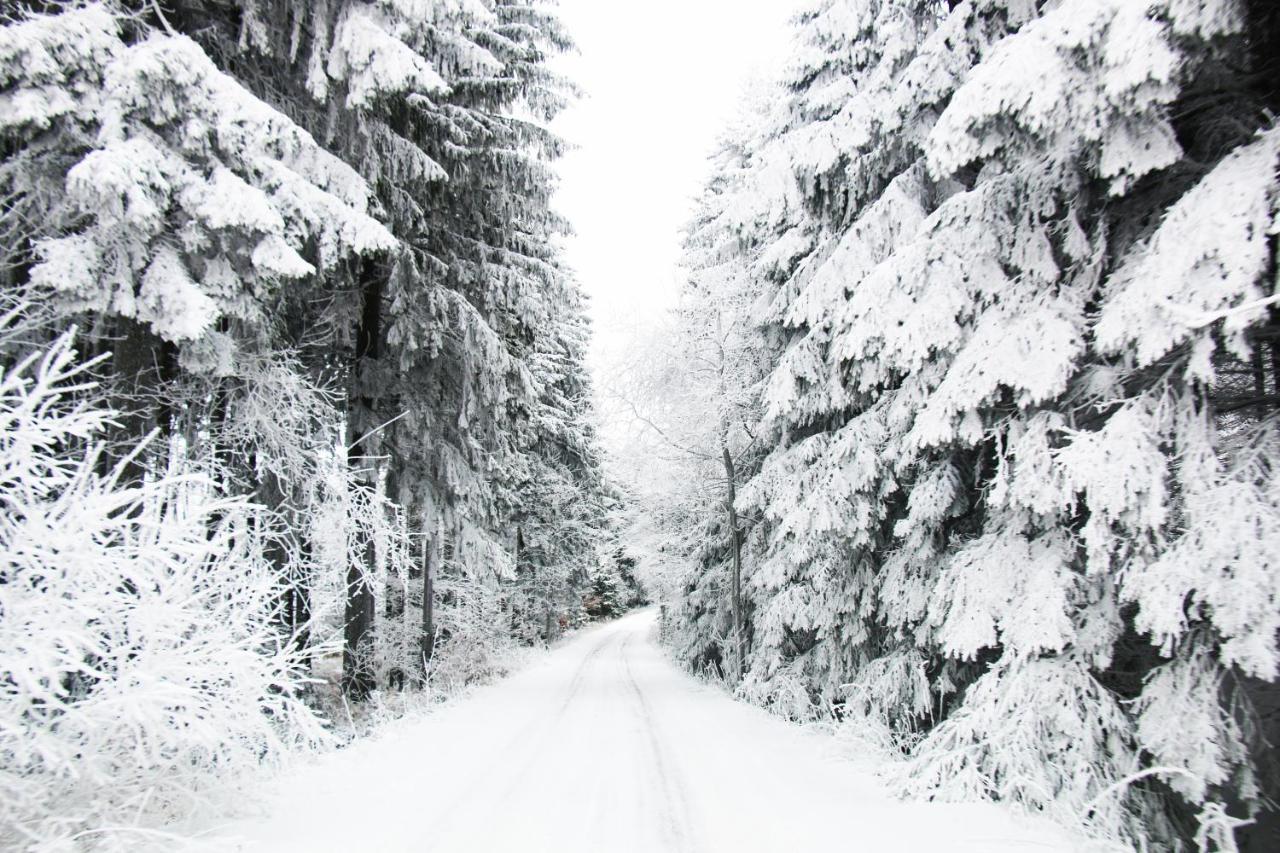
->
427, 572, 525, 697
895, 657, 1154, 847
740, 659, 826, 722
0, 329, 324, 851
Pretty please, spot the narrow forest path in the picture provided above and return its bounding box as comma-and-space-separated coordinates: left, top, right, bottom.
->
206, 611, 1078, 852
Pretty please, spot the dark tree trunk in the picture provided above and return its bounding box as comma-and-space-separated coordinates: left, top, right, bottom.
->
722, 446, 744, 681
1269, 284, 1280, 406
203, 379, 244, 543
384, 467, 407, 622
343, 258, 385, 701
258, 467, 311, 670
343, 522, 377, 700
105, 319, 176, 485
287, 539, 313, 668
383, 469, 409, 690
1270, 337, 1280, 410
421, 525, 436, 674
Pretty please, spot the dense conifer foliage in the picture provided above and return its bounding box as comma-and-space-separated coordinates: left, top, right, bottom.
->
7, 0, 1280, 849
632, 1, 1280, 849
0, 1, 609, 846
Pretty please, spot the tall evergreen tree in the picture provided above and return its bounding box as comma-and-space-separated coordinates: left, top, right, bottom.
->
0, 0, 610, 705
646, 1, 1280, 847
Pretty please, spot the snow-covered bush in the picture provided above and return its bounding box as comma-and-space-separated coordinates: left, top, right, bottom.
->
0, 323, 324, 851
427, 569, 525, 697
895, 657, 1155, 847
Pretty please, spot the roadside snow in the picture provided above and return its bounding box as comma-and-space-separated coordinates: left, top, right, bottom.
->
192, 610, 1084, 852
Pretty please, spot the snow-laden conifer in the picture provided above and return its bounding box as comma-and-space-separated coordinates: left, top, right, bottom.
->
648, 0, 1280, 847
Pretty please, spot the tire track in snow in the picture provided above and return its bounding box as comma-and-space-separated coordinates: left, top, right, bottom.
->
206, 610, 1082, 853
619, 633, 700, 853
555, 628, 618, 716
420, 629, 621, 852
485, 629, 622, 811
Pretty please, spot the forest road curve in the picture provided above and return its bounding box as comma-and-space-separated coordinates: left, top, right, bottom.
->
205, 609, 1079, 853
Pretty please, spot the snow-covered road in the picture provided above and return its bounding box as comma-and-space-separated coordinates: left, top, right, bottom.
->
209, 610, 1078, 852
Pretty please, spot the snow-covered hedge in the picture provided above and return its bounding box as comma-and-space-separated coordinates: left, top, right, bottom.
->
0, 322, 324, 850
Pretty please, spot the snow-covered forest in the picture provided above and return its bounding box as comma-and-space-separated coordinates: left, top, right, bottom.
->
1, 1, 1278, 852
620, 1, 1280, 851
0, 0, 640, 847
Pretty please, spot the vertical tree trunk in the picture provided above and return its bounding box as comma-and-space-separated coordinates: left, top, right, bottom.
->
420, 513, 437, 675
258, 467, 312, 671
288, 521, 314, 669
343, 258, 384, 701
712, 307, 746, 681
384, 466, 407, 622
722, 446, 744, 682
105, 318, 175, 485
1268, 338, 1280, 411
343, 515, 377, 699
1268, 309, 1280, 402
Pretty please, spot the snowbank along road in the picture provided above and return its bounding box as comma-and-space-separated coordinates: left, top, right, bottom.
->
209, 610, 1079, 852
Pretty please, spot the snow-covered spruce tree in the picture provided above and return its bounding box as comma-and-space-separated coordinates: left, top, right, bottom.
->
78, 0, 604, 696
371, 1, 612, 671
394, 0, 604, 657
0, 1, 406, 702
888, 4, 1280, 847
507, 283, 612, 641
0, 1, 393, 456
0, 310, 324, 850
655, 0, 1280, 848
735, 0, 1028, 724
352, 0, 605, 678
679, 134, 778, 683
5, 0, 607, 713
148, 0, 489, 698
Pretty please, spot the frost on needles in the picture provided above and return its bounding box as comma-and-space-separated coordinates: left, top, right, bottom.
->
0, 1, 612, 848
624, 1, 1280, 850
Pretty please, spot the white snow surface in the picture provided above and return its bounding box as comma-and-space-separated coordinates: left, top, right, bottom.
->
202, 610, 1081, 853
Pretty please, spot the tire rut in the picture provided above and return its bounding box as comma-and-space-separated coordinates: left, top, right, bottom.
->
420, 630, 622, 852
619, 633, 700, 853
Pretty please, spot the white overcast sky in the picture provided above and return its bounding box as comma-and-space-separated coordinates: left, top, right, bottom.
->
548, 0, 799, 388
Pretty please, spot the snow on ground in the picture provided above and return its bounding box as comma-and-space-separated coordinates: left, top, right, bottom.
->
196, 610, 1082, 852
